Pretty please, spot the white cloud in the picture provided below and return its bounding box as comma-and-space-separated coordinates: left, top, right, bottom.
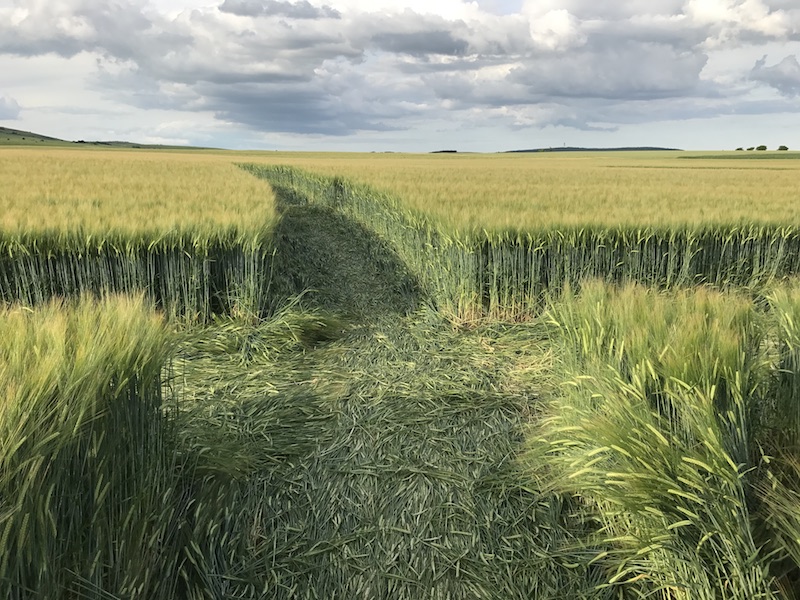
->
528, 9, 586, 51
0, 95, 21, 119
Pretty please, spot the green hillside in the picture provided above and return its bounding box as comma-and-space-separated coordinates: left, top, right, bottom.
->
0, 126, 72, 146
0, 126, 213, 150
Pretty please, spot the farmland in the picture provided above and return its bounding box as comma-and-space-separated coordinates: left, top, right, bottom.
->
2, 146, 800, 599
0, 149, 277, 319
245, 150, 800, 230
0, 148, 275, 235
6, 148, 800, 233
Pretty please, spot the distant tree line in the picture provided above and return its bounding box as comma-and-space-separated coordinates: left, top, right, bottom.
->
736, 145, 789, 151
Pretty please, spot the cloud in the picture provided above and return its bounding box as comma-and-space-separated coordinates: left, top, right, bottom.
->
371, 30, 469, 57
0, 0, 156, 58
528, 9, 586, 51
2, 0, 800, 142
511, 41, 708, 100
203, 82, 402, 135
0, 96, 21, 119
218, 0, 341, 19
684, 0, 793, 47
750, 54, 800, 95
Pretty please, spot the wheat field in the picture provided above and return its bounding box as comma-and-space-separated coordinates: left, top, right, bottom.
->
0, 147, 275, 236
3, 145, 800, 598
245, 151, 800, 231
4, 147, 799, 235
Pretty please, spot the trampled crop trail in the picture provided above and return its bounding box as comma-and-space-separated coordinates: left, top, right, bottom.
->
269, 181, 423, 318
174, 191, 588, 598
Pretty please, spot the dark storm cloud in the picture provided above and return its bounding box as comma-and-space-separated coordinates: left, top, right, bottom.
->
421, 32, 710, 115
393, 55, 511, 75
203, 82, 401, 135
371, 31, 469, 57
106, 6, 362, 90
191, 55, 426, 136
219, 0, 341, 19
750, 55, 800, 96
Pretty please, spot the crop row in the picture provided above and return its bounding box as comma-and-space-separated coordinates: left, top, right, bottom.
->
4, 161, 797, 322
0, 231, 275, 320
529, 281, 800, 598
243, 151, 800, 229
246, 164, 800, 319
0, 296, 179, 598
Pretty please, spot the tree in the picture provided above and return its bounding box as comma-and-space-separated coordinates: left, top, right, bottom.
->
747, 147, 755, 151
735, 147, 744, 151
756, 145, 767, 151
778, 145, 789, 151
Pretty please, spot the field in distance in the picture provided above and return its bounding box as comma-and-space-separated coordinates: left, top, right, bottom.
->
0, 147, 275, 237
3, 144, 800, 236
245, 150, 800, 232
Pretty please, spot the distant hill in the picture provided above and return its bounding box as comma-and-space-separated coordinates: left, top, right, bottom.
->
0, 126, 71, 146
0, 126, 214, 150
507, 146, 682, 153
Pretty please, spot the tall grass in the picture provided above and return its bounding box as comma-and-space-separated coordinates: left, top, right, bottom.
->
0, 150, 279, 320
0, 229, 277, 320
5, 148, 800, 598
6, 151, 799, 321
755, 286, 800, 596
766, 286, 800, 448
246, 164, 485, 320
528, 281, 800, 598
244, 164, 800, 321
0, 295, 180, 598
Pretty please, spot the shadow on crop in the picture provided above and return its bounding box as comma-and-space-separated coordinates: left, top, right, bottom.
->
269, 183, 425, 319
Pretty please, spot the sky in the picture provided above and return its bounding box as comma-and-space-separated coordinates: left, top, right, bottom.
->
1, 0, 799, 152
